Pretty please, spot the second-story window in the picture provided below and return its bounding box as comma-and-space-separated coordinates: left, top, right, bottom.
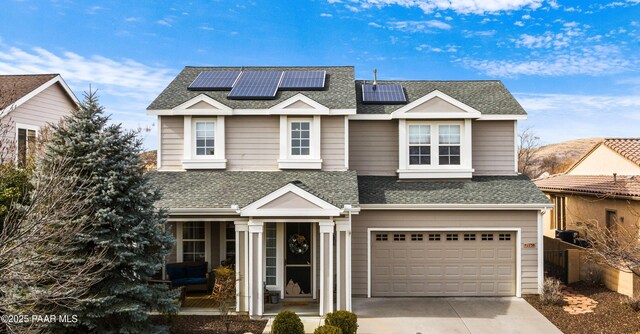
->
438, 125, 461, 165
195, 121, 215, 156
291, 121, 310, 156
409, 125, 431, 165
17, 126, 37, 167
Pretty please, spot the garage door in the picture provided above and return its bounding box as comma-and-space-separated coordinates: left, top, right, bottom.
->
371, 231, 516, 296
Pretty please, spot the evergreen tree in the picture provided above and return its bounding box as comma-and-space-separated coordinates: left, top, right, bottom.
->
40, 91, 179, 333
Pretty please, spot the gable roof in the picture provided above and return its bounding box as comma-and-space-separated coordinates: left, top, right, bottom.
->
565, 138, 640, 173
534, 174, 640, 199
0, 74, 79, 116
147, 66, 356, 111
602, 138, 640, 166
358, 175, 550, 205
148, 170, 359, 210
355, 80, 526, 115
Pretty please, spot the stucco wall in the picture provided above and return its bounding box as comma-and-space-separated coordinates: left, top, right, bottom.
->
568, 145, 640, 176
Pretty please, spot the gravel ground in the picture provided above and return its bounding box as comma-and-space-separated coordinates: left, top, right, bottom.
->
151, 315, 267, 334
524, 282, 640, 334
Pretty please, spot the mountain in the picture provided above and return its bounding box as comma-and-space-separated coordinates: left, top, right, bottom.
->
529, 138, 602, 178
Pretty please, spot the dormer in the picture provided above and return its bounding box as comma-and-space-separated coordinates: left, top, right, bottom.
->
393, 90, 480, 179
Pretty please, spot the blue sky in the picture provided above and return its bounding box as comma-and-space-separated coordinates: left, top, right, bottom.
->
1, 0, 639, 149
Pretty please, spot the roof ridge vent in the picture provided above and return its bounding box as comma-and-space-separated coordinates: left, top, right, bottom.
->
373, 68, 377, 86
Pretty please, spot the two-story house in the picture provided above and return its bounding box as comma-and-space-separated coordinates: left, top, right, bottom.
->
0, 74, 78, 165
147, 66, 551, 317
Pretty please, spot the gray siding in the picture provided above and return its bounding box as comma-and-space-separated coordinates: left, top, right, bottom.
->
159, 116, 184, 170
349, 120, 398, 176
321, 116, 346, 171
472, 120, 517, 175
351, 210, 539, 295
226, 116, 280, 171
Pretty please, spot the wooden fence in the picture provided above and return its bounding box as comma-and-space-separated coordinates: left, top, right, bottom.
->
543, 236, 639, 298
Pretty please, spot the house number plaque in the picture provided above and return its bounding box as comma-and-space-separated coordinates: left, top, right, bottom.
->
523, 243, 536, 248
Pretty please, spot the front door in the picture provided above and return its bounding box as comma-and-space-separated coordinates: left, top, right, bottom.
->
285, 223, 312, 298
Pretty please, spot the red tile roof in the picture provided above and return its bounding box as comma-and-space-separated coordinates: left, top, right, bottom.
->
603, 138, 640, 167
534, 174, 640, 198
0, 74, 58, 109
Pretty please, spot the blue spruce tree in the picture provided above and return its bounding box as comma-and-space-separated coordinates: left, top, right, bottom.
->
41, 91, 179, 333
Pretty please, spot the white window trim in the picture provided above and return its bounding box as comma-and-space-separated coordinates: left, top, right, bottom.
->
15, 123, 39, 165
182, 115, 227, 169
278, 115, 322, 169
220, 222, 236, 265
398, 119, 473, 179
176, 221, 212, 269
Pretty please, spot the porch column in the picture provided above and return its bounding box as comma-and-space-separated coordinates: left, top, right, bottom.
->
319, 220, 335, 316
335, 218, 352, 311
234, 220, 249, 313
248, 220, 264, 317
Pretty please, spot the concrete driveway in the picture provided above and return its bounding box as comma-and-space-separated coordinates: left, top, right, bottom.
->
353, 297, 562, 334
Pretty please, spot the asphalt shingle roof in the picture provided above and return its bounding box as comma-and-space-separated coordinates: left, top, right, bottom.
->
0, 74, 57, 109
535, 174, 640, 198
355, 80, 526, 115
603, 138, 640, 167
358, 175, 550, 205
147, 66, 356, 111
148, 170, 359, 209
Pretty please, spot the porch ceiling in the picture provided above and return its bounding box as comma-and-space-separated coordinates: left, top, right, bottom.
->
148, 170, 359, 210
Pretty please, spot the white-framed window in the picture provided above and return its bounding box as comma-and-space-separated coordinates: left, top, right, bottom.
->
438, 125, 461, 165
265, 223, 277, 286
16, 124, 38, 167
182, 222, 206, 262
220, 222, 236, 265
176, 221, 211, 267
195, 121, 215, 156
290, 121, 311, 156
398, 120, 472, 178
278, 116, 322, 169
182, 116, 226, 169
408, 124, 431, 165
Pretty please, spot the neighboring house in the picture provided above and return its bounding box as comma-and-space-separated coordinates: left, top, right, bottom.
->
0, 74, 78, 165
535, 138, 640, 238
147, 66, 551, 317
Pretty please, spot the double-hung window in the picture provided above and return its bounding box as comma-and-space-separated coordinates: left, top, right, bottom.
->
290, 121, 310, 156
438, 125, 461, 165
195, 121, 215, 156
400, 120, 470, 178
408, 125, 431, 165
16, 125, 37, 167
182, 116, 226, 169
182, 222, 206, 262
278, 116, 321, 169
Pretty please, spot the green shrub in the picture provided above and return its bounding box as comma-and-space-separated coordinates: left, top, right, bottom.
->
540, 277, 564, 306
272, 310, 304, 334
324, 310, 358, 334
314, 325, 342, 334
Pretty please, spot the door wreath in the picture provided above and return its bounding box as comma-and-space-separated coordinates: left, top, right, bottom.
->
288, 234, 310, 254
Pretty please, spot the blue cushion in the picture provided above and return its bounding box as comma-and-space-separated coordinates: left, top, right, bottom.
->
186, 263, 207, 278
187, 277, 208, 285
171, 278, 190, 287
166, 265, 187, 280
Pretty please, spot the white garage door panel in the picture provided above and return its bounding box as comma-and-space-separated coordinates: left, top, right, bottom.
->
372, 231, 516, 296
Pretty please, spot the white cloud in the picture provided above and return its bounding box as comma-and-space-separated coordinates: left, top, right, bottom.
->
512, 22, 585, 49
459, 45, 634, 77
345, 4, 360, 12
521, 14, 532, 19
463, 30, 497, 37
416, 43, 459, 53
0, 45, 176, 149
516, 92, 640, 143
332, 0, 551, 15
86, 5, 105, 15
156, 19, 172, 27
320, 13, 333, 17
368, 22, 382, 28
386, 20, 451, 32
125, 17, 141, 22
514, 21, 525, 27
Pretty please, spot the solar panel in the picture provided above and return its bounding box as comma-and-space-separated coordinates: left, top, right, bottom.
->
228, 71, 283, 99
279, 70, 326, 89
362, 84, 407, 104
188, 71, 241, 90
